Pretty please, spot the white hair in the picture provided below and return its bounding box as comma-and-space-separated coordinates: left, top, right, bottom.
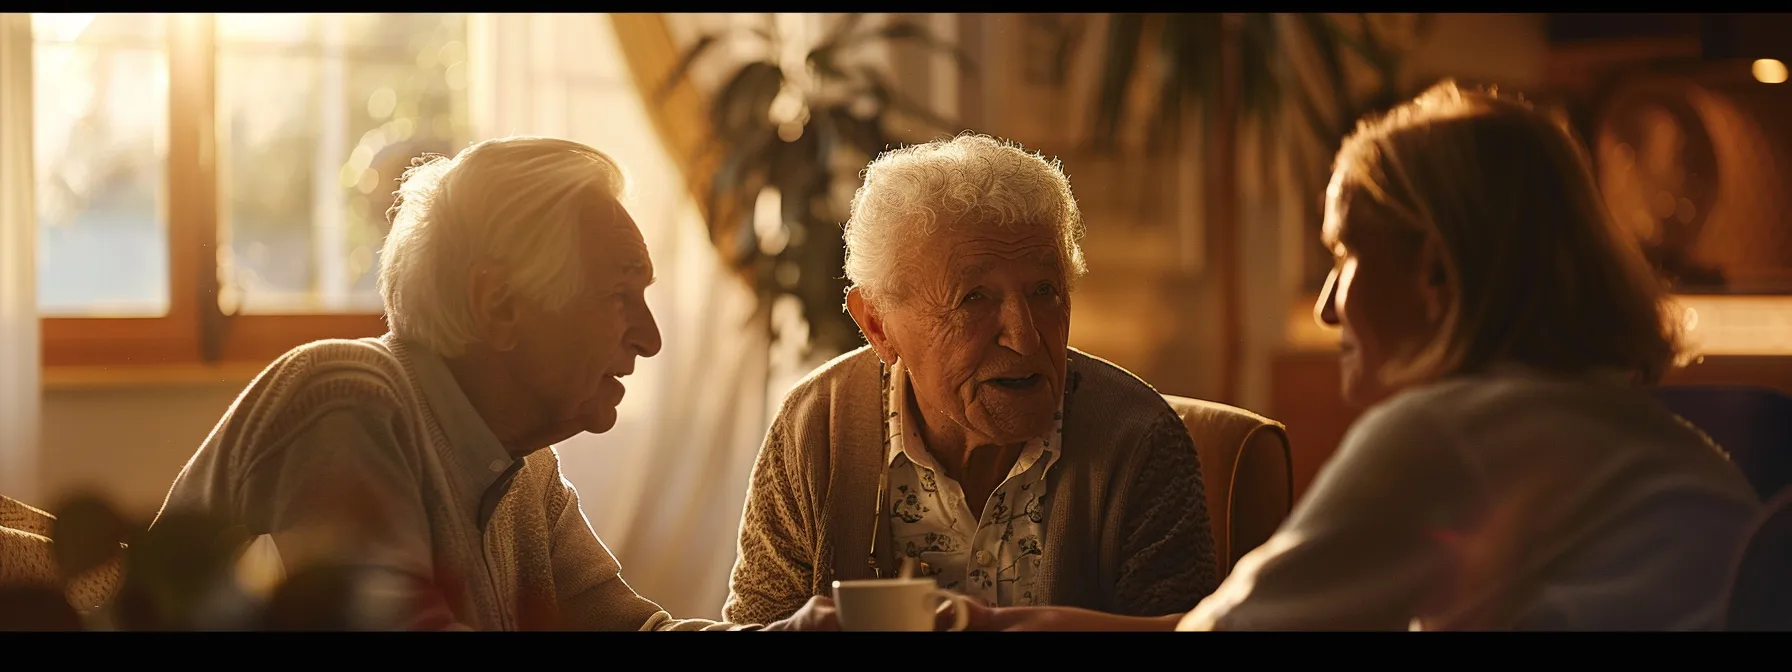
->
842, 133, 1087, 306
378, 136, 628, 357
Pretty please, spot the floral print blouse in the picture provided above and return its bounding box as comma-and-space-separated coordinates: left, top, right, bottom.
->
882, 360, 1065, 608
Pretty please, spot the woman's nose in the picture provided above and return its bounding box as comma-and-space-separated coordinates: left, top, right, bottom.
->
1315, 268, 1341, 327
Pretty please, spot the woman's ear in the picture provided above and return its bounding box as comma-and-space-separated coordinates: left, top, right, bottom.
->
1418, 235, 1451, 323
845, 287, 898, 364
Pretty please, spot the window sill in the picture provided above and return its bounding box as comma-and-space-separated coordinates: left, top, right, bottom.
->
41, 362, 267, 392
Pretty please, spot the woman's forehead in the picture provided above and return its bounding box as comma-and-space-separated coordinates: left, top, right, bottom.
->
1322, 175, 1351, 246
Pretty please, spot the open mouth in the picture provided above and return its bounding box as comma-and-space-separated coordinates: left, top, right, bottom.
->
987, 373, 1042, 390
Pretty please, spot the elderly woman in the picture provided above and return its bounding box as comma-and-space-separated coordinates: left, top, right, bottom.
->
956, 81, 1761, 631
152, 137, 834, 631
724, 134, 1221, 625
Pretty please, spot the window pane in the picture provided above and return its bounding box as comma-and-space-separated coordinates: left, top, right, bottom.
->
216, 13, 469, 314
33, 13, 171, 317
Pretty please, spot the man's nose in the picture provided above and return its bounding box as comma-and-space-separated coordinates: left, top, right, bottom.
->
632, 299, 663, 358
997, 295, 1040, 355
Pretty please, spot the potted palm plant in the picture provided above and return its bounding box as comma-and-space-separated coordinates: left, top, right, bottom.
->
1084, 13, 1433, 401
655, 14, 971, 357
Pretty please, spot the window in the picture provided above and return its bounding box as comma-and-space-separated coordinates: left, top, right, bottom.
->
33, 13, 469, 368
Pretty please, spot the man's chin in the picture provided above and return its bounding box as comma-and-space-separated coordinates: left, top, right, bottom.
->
581, 408, 620, 435
974, 412, 1057, 445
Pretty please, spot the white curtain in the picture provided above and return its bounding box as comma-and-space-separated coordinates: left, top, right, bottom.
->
465, 13, 772, 619
0, 14, 42, 504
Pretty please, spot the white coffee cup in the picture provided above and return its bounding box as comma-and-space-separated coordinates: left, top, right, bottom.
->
831, 577, 974, 631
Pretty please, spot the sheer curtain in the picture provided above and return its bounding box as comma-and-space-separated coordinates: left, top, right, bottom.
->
0, 14, 41, 504
465, 13, 772, 619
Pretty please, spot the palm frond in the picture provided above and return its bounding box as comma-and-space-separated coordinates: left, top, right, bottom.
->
1092, 13, 1147, 152
860, 20, 977, 74
655, 27, 777, 104
856, 64, 961, 136
655, 34, 724, 104
708, 61, 785, 138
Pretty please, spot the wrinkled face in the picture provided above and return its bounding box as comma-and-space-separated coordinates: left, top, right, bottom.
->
870, 225, 1071, 445
1315, 172, 1434, 408
506, 197, 661, 434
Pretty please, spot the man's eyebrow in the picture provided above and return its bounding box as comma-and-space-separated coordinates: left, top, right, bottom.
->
954, 263, 987, 284
618, 260, 654, 286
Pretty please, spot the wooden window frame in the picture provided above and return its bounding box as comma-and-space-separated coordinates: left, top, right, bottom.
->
39, 14, 387, 371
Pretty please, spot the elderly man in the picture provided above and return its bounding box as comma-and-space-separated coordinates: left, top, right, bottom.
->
155, 137, 833, 631
724, 134, 1223, 626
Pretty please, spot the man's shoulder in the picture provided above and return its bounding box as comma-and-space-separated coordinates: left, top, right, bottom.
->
770, 345, 880, 429
262, 337, 409, 396
1068, 348, 1176, 406
235, 337, 420, 433
1065, 349, 1183, 439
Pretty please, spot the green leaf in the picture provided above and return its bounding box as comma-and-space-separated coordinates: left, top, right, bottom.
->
731, 201, 760, 267
655, 34, 723, 104
655, 27, 778, 104
709, 61, 785, 137
1091, 13, 1146, 152
824, 105, 891, 158
862, 21, 977, 75
705, 129, 777, 247
1238, 14, 1283, 127
856, 64, 961, 135
808, 12, 865, 62
1294, 14, 1353, 139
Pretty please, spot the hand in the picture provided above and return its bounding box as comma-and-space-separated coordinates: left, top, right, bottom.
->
960, 604, 1183, 632
760, 595, 840, 631
956, 603, 1067, 631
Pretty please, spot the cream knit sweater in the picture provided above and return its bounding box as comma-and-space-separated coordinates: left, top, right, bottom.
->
158, 334, 747, 631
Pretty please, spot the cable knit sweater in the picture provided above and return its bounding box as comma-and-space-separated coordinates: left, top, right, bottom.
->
156, 334, 747, 631
724, 346, 1219, 625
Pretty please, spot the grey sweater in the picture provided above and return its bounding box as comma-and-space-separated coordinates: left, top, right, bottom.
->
1182, 365, 1761, 631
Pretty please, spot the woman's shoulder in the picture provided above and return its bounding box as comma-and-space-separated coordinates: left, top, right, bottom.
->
1381, 368, 1691, 446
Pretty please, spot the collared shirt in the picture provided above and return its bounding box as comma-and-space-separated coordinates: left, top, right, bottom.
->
388, 334, 524, 528
883, 359, 1064, 607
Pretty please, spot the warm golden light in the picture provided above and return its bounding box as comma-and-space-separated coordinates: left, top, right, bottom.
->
31, 13, 96, 41
1752, 58, 1788, 84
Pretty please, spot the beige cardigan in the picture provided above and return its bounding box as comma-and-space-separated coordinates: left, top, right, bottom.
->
724, 346, 1219, 625
158, 335, 745, 631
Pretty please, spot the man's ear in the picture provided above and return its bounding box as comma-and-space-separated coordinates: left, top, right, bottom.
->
845, 287, 898, 364
467, 263, 522, 352
1417, 235, 1451, 324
